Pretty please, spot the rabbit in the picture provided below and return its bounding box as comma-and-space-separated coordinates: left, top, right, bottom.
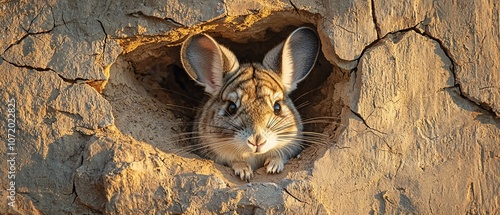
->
180, 27, 320, 181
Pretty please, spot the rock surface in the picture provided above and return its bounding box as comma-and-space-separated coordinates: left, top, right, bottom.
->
0, 0, 498, 214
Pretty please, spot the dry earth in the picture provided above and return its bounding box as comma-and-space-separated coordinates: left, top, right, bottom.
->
0, 0, 499, 214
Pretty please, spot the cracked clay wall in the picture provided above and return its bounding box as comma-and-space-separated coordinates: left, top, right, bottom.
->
0, 0, 499, 214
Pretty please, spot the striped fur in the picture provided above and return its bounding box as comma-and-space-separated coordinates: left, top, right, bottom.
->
196, 63, 303, 177
181, 27, 319, 181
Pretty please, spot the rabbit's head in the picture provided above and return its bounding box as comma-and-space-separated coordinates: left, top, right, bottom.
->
181, 27, 319, 174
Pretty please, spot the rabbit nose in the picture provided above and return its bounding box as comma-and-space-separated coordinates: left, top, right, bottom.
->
248, 134, 267, 153
247, 134, 267, 146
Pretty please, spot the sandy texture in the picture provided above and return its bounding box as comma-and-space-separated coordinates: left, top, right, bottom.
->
0, 0, 498, 214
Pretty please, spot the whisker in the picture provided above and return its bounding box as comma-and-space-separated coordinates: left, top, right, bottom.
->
166, 135, 234, 144
163, 103, 200, 111
171, 132, 235, 141
240, 114, 249, 130
301, 116, 341, 123
146, 86, 204, 104
267, 115, 287, 131
299, 131, 331, 137
280, 143, 302, 155
271, 122, 297, 133
301, 122, 346, 128
227, 119, 245, 131
278, 136, 327, 145
273, 140, 304, 158
280, 137, 329, 146
206, 142, 248, 156
293, 86, 322, 103
279, 131, 330, 139
266, 115, 279, 129
183, 140, 235, 151
220, 109, 247, 131
278, 131, 331, 145
177, 139, 237, 155
183, 121, 243, 133
295, 101, 310, 110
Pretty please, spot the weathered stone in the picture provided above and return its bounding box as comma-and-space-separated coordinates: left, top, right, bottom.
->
1, 0, 121, 83
0, 0, 498, 214
0, 62, 93, 214
225, 0, 287, 17
291, 0, 378, 68
313, 31, 500, 214
374, 0, 500, 116
50, 84, 114, 130
319, 0, 378, 62
373, 0, 433, 36
3, 33, 55, 70
75, 135, 114, 211
0, 0, 55, 53
428, 1, 500, 116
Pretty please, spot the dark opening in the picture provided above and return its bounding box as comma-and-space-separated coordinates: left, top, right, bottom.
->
109, 24, 346, 176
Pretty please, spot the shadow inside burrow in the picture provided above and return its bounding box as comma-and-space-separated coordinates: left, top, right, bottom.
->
108, 25, 346, 181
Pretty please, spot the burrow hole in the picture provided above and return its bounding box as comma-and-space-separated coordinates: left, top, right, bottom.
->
105, 22, 346, 178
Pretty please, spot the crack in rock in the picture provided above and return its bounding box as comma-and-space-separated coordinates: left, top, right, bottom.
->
128, 11, 186, 28
2, 28, 55, 55
54, 109, 85, 122
57, 74, 104, 85
370, 0, 381, 39
283, 187, 309, 204
2, 57, 105, 88
336, 24, 355, 34
288, 0, 300, 15
413, 28, 498, 117
354, 25, 498, 119
97, 19, 108, 63
467, 182, 479, 214
71, 181, 79, 204
3, 5, 56, 54
22, 4, 55, 34
349, 108, 387, 134
2, 57, 53, 71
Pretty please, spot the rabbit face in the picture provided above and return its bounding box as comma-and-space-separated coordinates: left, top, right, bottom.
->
200, 64, 301, 158
181, 27, 319, 180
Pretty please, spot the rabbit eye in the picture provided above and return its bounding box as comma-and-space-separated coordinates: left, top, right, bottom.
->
226, 101, 237, 116
273, 102, 281, 115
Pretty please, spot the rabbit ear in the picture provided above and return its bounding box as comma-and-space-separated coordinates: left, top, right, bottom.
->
263, 27, 320, 92
181, 34, 239, 95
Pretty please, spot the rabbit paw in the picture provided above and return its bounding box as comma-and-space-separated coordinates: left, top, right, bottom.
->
232, 161, 253, 181
265, 157, 285, 174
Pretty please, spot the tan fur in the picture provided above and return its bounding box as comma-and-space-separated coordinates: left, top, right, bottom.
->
181, 27, 319, 181
195, 64, 303, 179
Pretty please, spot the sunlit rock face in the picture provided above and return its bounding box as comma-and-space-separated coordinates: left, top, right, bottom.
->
0, 0, 498, 214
